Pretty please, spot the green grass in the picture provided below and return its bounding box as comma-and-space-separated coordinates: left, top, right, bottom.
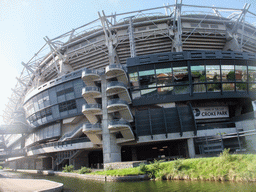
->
89, 150, 256, 182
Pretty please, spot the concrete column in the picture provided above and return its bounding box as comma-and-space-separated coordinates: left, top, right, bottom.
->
187, 138, 196, 158
101, 75, 121, 165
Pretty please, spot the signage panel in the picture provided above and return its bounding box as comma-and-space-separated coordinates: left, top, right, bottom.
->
193, 106, 229, 119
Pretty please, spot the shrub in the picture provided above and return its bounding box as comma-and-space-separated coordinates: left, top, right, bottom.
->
139, 163, 148, 173
173, 159, 183, 171
78, 166, 92, 174
62, 165, 74, 172
0, 166, 3, 170
220, 148, 232, 161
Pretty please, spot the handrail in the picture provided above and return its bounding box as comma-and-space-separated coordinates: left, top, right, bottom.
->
107, 81, 127, 89
108, 119, 130, 126
107, 99, 128, 106
27, 137, 90, 152
107, 64, 127, 72
59, 123, 84, 141
83, 123, 102, 129
82, 86, 101, 93
82, 68, 101, 76
82, 103, 102, 109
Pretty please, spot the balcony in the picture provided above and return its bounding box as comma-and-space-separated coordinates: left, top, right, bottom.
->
82, 86, 101, 103
107, 99, 133, 122
82, 104, 102, 124
82, 68, 101, 83
105, 64, 128, 84
82, 123, 102, 144
108, 119, 130, 132
82, 104, 102, 114
106, 81, 131, 103
108, 119, 135, 141
82, 123, 102, 133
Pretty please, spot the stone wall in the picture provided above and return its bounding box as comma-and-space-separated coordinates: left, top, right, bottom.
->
104, 161, 147, 170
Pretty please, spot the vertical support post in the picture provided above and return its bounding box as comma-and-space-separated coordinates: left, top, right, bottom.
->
128, 17, 136, 58
187, 138, 195, 158
236, 127, 242, 151
162, 108, 168, 138
148, 109, 153, 139
205, 136, 209, 154
101, 74, 121, 166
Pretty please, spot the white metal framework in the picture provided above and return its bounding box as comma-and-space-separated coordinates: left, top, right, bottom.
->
2, 1, 256, 127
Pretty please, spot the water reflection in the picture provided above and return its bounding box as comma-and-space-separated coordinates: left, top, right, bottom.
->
1, 171, 256, 192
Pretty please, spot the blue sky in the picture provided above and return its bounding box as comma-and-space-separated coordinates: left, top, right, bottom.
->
0, 0, 256, 123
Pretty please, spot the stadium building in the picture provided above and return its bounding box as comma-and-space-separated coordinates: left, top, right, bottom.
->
1, 1, 256, 170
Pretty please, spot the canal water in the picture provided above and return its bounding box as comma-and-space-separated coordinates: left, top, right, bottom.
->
1, 170, 256, 192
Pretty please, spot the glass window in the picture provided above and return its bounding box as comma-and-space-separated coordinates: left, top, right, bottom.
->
139, 69, 156, 89
206, 65, 220, 82
157, 86, 174, 95
248, 66, 256, 82
223, 83, 235, 91
173, 66, 188, 84
236, 65, 247, 82
131, 90, 141, 100
173, 85, 189, 95
207, 83, 221, 92
33, 97, 39, 112
236, 83, 247, 91
129, 72, 139, 89
191, 65, 205, 83
249, 84, 256, 92
156, 68, 173, 86
141, 88, 157, 97
193, 84, 206, 93
221, 65, 235, 82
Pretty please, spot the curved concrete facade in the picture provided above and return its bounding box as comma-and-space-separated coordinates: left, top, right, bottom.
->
2, 2, 256, 170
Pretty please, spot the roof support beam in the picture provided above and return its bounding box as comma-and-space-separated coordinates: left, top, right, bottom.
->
98, 11, 120, 64
16, 77, 27, 88
172, 0, 183, 52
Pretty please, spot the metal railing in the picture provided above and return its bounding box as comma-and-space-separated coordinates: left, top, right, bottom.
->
107, 81, 127, 89
106, 64, 127, 72
107, 99, 128, 106
82, 103, 102, 110
82, 86, 101, 93
108, 119, 130, 127
82, 68, 101, 77
59, 123, 84, 141
83, 123, 102, 130
27, 137, 90, 152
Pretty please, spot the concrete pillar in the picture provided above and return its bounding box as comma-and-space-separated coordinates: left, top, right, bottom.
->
101, 75, 121, 165
187, 138, 196, 158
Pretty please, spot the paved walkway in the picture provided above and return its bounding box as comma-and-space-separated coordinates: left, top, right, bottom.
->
0, 178, 63, 192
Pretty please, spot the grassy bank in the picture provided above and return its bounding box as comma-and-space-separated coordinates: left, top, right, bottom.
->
90, 150, 256, 182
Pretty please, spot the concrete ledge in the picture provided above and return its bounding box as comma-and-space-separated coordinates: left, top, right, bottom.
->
0, 178, 63, 192
10, 169, 149, 182
56, 171, 149, 182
